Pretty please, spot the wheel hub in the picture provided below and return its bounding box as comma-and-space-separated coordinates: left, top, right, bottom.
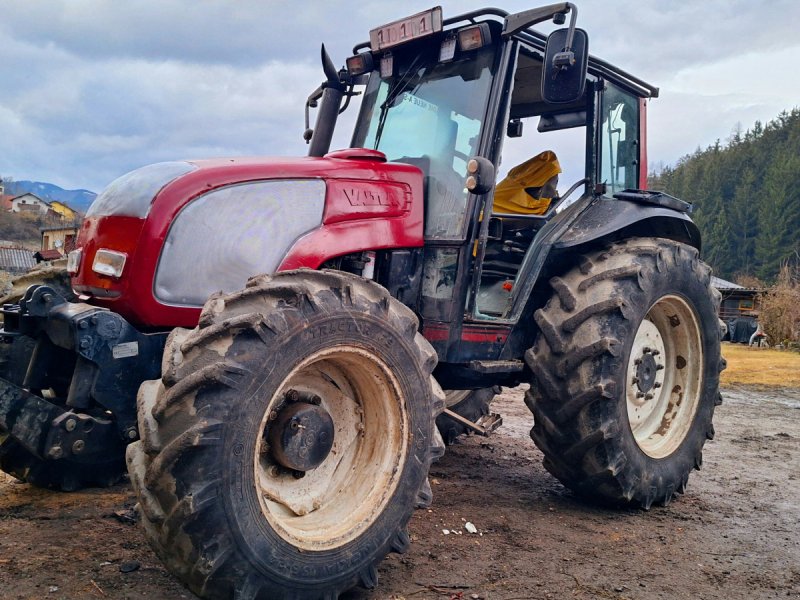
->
634, 350, 661, 395
267, 392, 335, 472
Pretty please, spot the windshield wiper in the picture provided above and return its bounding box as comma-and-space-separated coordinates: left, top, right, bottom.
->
374, 55, 426, 149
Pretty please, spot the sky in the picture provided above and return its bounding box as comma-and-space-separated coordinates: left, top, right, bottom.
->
1, 0, 799, 193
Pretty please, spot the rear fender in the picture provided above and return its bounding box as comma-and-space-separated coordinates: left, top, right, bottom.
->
500, 194, 701, 357
551, 195, 700, 251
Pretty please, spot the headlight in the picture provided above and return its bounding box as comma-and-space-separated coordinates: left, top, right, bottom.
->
66, 249, 82, 274
92, 249, 127, 278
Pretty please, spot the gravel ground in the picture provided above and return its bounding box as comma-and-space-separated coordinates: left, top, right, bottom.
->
1, 384, 798, 599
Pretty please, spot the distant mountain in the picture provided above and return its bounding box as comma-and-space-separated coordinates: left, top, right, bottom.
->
5, 180, 97, 213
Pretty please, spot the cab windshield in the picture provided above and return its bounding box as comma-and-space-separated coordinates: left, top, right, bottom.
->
352, 45, 496, 240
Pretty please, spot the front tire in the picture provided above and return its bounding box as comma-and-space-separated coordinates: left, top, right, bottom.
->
126, 270, 445, 599
526, 238, 724, 508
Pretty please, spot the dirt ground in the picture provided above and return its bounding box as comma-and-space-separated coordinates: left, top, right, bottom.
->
1, 383, 798, 600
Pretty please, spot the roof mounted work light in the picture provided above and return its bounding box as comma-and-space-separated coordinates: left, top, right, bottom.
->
346, 53, 374, 76
458, 23, 492, 51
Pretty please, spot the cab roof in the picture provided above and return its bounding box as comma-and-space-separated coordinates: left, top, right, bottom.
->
354, 6, 658, 99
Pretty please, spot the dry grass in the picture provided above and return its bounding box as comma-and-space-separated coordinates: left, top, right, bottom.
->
720, 342, 800, 388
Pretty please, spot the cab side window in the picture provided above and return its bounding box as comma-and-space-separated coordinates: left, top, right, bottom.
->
599, 83, 640, 195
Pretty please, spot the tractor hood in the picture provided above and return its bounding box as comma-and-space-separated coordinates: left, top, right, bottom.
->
71, 150, 424, 329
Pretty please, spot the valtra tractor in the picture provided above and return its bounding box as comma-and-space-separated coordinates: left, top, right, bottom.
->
0, 4, 724, 598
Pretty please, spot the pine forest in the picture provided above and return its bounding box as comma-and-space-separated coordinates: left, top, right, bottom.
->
649, 108, 800, 283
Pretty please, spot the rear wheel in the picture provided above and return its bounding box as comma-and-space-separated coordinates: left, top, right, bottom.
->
526, 238, 724, 508
436, 388, 497, 445
127, 270, 445, 599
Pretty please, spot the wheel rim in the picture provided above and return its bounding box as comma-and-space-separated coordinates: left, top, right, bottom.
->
445, 389, 471, 408
625, 295, 703, 458
254, 346, 408, 551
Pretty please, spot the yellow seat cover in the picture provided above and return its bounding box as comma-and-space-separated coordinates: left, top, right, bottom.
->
492, 150, 561, 215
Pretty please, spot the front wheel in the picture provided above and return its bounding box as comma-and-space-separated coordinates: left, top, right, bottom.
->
526, 238, 724, 508
126, 270, 445, 599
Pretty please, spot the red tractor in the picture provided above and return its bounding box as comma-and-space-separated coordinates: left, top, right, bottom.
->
0, 4, 723, 598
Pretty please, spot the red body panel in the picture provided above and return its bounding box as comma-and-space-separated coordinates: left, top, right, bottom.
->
71, 152, 424, 329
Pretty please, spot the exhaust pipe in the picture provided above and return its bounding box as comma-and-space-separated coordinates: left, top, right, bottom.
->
308, 44, 346, 158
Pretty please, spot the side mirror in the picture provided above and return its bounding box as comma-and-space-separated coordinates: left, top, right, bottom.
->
541, 28, 588, 104
465, 157, 495, 195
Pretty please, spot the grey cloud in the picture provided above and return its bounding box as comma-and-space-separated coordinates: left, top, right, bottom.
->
1, 0, 799, 191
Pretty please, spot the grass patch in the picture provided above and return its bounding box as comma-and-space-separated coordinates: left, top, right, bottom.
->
720, 342, 800, 388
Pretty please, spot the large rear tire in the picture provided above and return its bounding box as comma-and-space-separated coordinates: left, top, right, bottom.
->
126, 270, 445, 599
526, 238, 724, 508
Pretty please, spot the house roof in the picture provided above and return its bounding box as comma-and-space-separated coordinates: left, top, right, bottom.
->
34, 249, 63, 261
40, 225, 80, 233
712, 276, 763, 293
11, 192, 49, 204
0, 247, 36, 272
711, 276, 742, 290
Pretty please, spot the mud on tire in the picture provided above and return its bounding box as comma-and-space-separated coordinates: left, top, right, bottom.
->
526, 238, 724, 508
126, 269, 445, 599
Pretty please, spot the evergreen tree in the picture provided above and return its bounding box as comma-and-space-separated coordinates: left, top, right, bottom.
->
754, 152, 800, 280
650, 108, 800, 281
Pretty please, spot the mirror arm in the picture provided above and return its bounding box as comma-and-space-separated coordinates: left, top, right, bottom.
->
502, 2, 574, 38
562, 4, 578, 52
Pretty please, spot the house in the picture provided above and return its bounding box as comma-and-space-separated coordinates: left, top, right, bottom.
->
712, 276, 763, 320
0, 246, 36, 273
49, 200, 78, 221
11, 193, 50, 216
41, 225, 80, 253
712, 276, 765, 343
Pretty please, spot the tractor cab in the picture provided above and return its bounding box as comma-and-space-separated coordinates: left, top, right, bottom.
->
315, 5, 662, 378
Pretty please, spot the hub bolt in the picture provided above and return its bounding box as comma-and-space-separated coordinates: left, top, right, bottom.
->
634, 358, 642, 366
48, 446, 64, 460
72, 440, 85, 454
268, 465, 281, 478
631, 377, 639, 385
126, 427, 138, 440
656, 364, 665, 371
64, 418, 77, 432
636, 391, 645, 398
653, 382, 662, 389
652, 350, 660, 356
644, 393, 654, 400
